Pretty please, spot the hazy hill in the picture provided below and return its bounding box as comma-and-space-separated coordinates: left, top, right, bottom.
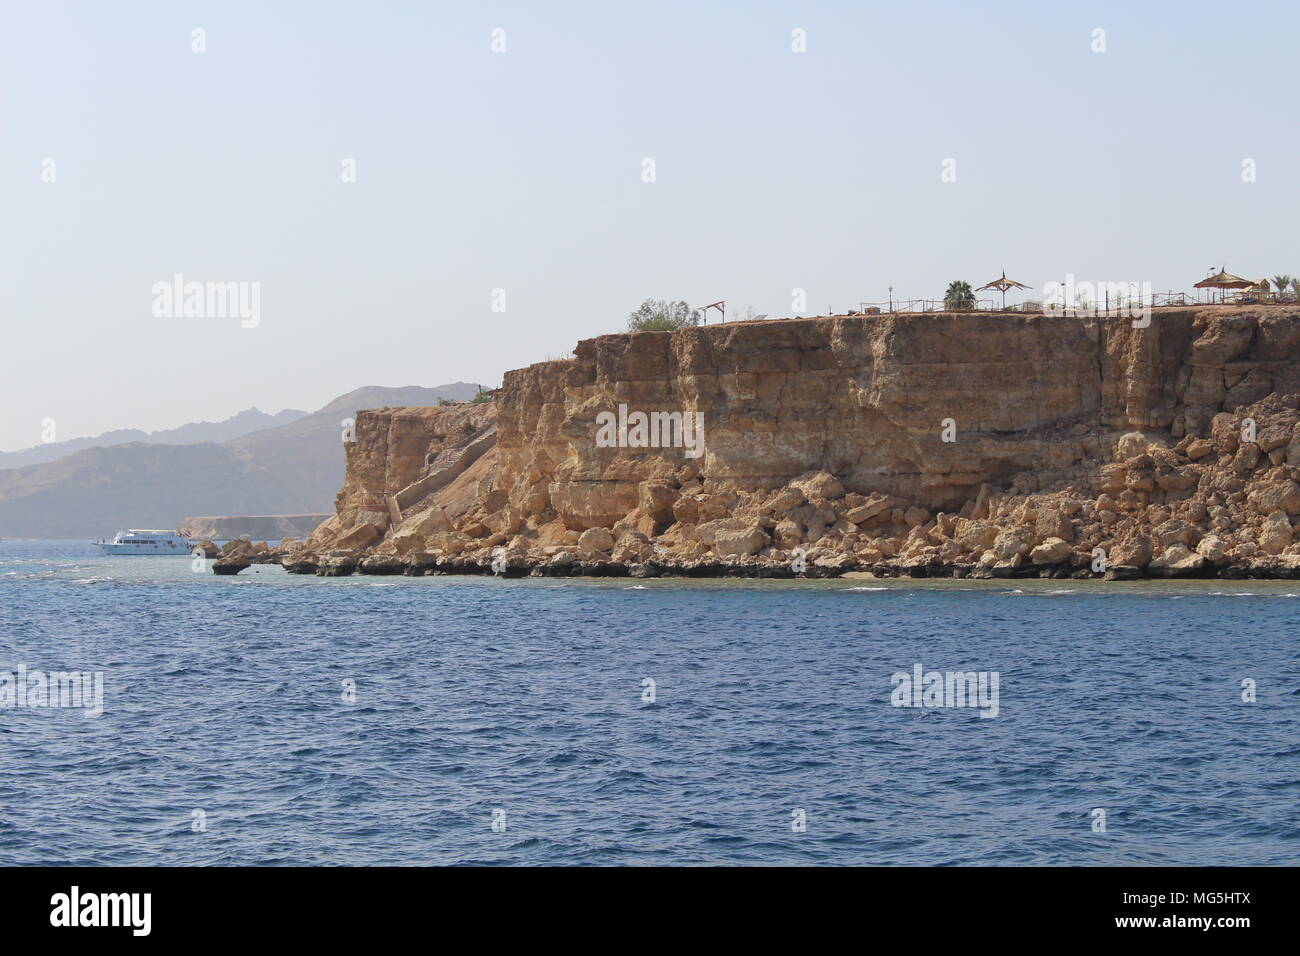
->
223, 385, 481, 514
0, 383, 478, 539
0, 407, 308, 470
0, 442, 302, 540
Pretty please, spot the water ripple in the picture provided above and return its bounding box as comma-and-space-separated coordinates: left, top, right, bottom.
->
0, 540, 1295, 864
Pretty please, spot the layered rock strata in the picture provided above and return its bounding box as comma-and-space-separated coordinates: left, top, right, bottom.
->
276, 307, 1300, 580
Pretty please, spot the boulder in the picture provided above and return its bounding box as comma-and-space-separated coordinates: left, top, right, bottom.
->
1109, 534, 1153, 568
1116, 431, 1158, 459
483, 506, 526, 536
1196, 535, 1228, 564
1148, 545, 1205, 577
1155, 466, 1198, 492
428, 531, 469, 555
903, 506, 931, 528
812, 553, 856, 571
333, 522, 381, 551
638, 481, 678, 525
612, 530, 653, 563
1257, 424, 1291, 452
767, 486, 805, 514
316, 551, 360, 576
1035, 508, 1073, 542
991, 555, 1025, 577
790, 471, 844, 500
1233, 443, 1262, 474
1028, 537, 1072, 564
549, 480, 641, 530
1153, 519, 1194, 550
212, 554, 251, 575
844, 493, 902, 525
1259, 510, 1293, 555
359, 554, 404, 574
1098, 465, 1128, 495
389, 528, 426, 557
992, 531, 1031, 560
411, 506, 453, 536
695, 491, 738, 522
671, 496, 700, 525
953, 519, 998, 553
1247, 480, 1300, 516
577, 527, 615, 557
1103, 565, 1144, 581
220, 538, 253, 557
773, 518, 803, 549
280, 546, 320, 574
403, 551, 440, 575
712, 525, 770, 557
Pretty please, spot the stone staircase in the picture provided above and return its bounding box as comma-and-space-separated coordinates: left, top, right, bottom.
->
387, 426, 497, 522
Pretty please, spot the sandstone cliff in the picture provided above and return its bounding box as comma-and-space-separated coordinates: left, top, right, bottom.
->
298, 307, 1300, 579
0, 383, 477, 539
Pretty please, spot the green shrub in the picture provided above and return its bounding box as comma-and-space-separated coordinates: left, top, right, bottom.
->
627, 298, 700, 332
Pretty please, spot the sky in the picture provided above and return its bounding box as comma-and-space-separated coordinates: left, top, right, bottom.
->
2, 0, 1298, 451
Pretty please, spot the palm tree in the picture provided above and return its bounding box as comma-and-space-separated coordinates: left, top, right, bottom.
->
1273, 275, 1294, 302
1292, 278, 1300, 302
943, 280, 975, 311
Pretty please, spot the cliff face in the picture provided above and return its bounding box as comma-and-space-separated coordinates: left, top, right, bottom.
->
309, 401, 499, 550
492, 307, 1300, 519
305, 307, 1300, 578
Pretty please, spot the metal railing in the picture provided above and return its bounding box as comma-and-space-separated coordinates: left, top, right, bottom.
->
717, 288, 1294, 322
853, 297, 1022, 314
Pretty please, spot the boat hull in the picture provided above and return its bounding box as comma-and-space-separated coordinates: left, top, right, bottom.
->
99, 533, 194, 555
99, 543, 192, 555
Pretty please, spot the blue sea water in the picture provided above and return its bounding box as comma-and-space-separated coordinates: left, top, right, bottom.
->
0, 539, 1296, 866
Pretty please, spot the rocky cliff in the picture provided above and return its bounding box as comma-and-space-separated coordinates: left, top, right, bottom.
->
0, 383, 478, 539
298, 307, 1300, 579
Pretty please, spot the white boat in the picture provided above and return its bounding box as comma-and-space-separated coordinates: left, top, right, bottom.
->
99, 529, 194, 555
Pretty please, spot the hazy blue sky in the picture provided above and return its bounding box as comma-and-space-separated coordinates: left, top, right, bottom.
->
2, 0, 1297, 450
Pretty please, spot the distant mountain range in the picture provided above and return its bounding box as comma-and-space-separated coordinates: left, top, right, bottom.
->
0, 407, 309, 470
0, 383, 480, 539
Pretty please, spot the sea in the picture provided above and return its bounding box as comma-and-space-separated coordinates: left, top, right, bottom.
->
1, 539, 1296, 866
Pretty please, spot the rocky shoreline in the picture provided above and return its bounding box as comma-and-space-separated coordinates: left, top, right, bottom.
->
208, 308, 1300, 585
213, 539, 1300, 581
285, 553, 1300, 581
229, 405, 1300, 585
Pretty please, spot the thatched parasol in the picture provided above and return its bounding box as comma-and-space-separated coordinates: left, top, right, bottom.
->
975, 271, 1032, 310
1193, 268, 1254, 303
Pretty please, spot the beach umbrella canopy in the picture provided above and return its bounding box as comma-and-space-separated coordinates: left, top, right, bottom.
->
975, 271, 1032, 310
1193, 268, 1254, 302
